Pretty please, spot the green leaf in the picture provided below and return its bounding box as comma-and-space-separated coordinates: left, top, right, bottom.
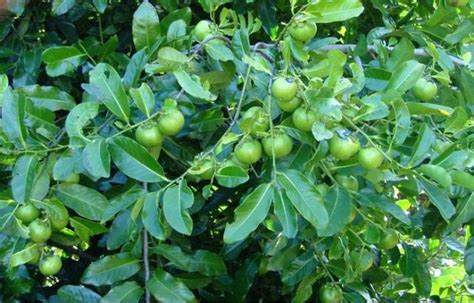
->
413, 258, 432, 297
306, 0, 364, 23
216, 166, 249, 188
450, 170, 474, 190
2, 88, 27, 148
384, 60, 424, 93
42, 46, 84, 77
18, 85, 76, 111
390, 98, 410, 146
319, 186, 352, 237
89, 63, 130, 123
445, 194, 474, 234
417, 179, 455, 221
55, 184, 109, 221
399, 245, 418, 278
417, 164, 452, 188
409, 124, 435, 166
224, 183, 274, 243
52, 0, 75, 16
102, 281, 143, 303
82, 138, 111, 178
277, 170, 328, 230
132, 1, 161, 51
123, 49, 150, 89
81, 253, 141, 286
386, 39, 414, 70
70, 216, 107, 242
465, 237, 474, 275
92, 0, 107, 13
406, 102, 453, 116
173, 70, 217, 101
325, 49, 347, 88
157, 46, 189, 68
147, 269, 196, 303
188, 250, 227, 276
57, 285, 101, 303
274, 188, 298, 239
102, 185, 144, 221
444, 106, 467, 134
142, 191, 169, 240
205, 40, 235, 61
107, 209, 136, 250
109, 136, 167, 183
129, 83, 155, 117
11, 155, 40, 203
9, 243, 40, 268
163, 179, 194, 235
65, 102, 100, 148
282, 252, 318, 286
31, 198, 69, 228
292, 271, 321, 303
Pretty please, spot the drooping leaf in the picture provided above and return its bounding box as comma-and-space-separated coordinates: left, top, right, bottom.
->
56, 285, 101, 303
18, 85, 76, 111
147, 269, 196, 303
142, 191, 169, 240
55, 184, 109, 221
306, 0, 364, 23
132, 1, 161, 51
129, 83, 155, 117
163, 179, 194, 235
81, 253, 141, 286
42, 46, 84, 77
417, 178, 455, 221
319, 186, 352, 237
273, 188, 298, 239
65, 102, 100, 148
216, 166, 249, 188
102, 281, 144, 303
173, 70, 217, 101
82, 137, 111, 178
384, 60, 424, 93
2, 88, 28, 148
11, 155, 40, 203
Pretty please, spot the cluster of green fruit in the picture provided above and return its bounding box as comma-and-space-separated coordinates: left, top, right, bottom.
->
14, 203, 65, 276
134, 106, 185, 156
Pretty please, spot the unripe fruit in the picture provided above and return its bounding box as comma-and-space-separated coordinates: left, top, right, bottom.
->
262, 132, 293, 158
411, 78, 437, 101
39, 255, 62, 276
272, 77, 298, 102
158, 108, 185, 136
289, 20, 317, 42
29, 219, 52, 243
135, 124, 163, 148
235, 140, 262, 165
195, 20, 213, 41
358, 147, 384, 169
292, 107, 318, 132
15, 204, 40, 224
329, 135, 360, 160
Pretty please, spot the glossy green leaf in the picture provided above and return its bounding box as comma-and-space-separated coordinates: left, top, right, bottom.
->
18, 85, 76, 111
132, 1, 160, 51
142, 191, 168, 240
9, 243, 40, 268
390, 98, 410, 146
89, 63, 130, 123
109, 136, 167, 183
82, 138, 111, 178
409, 124, 435, 166
81, 253, 141, 286
57, 285, 101, 303
42, 46, 84, 77
173, 70, 217, 101
216, 166, 249, 188
92, 0, 107, 13
102, 281, 143, 303
2, 88, 27, 148
52, 0, 75, 16
319, 186, 352, 237
306, 0, 364, 23
205, 40, 235, 61
384, 60, 424, 93
129, 83, 154, 117
445, 193, 474, 234
417, 164, 452, 188
107, 209, 136, 250
417, 179, 455, 221
11, 155, 40, 203
163, 179, 194, 235
277, 170, 328, 230
465, 238, 474, 275
273, 188, 298, 239
282, 252, 318, 286
31, 198, 69, 228
70, 216, 107, 242
65, 102, 100, 148
55, 184, 109, 221
147, 269, 196, 303
450, 170, 474, 190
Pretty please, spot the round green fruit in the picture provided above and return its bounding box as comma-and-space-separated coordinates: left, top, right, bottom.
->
289, 20, 317, 42
195, 20, 213, 41
272, 77, 298, 102
15, 204, 40, 224
292, 107, 318, 132
135, 123, 163, 148
262, 132, 293, 158
50, 211, 70, 231
411, 78, 437, 101
329, 134, 360, 160
350, 249, 374, 272
241, 107, 269, 134
335, 175, 359, 192
277, 97, 301, 112
235, 140, 262, 165
39, 255, 62, 276
29, 219, 52, 243
158, 108, 185, 136
358, 147, 384, 170
199, 159, 215, 180
63, 173, 80, 184
379, 229, 399, 250
320, 284, 343, 303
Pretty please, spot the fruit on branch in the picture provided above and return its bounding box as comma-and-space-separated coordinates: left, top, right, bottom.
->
411, 78, 438, 101
320, 284, 343, 303
378, 229, 399, 250
39, 255, 62, 276
235, 139, 263, 165
15, 204, 40, 224
63, 173, 80, 184
158, 107, 185, 136
289, 20, 317, 42
292, 107, 318, 132
135, 123, 163, 148
272, 77, 298, 102
335, 175, 359, 192
358, 147, 384, 170
262, 132, 293, 158
329, 133, 360, 160
350, 249, 375, 272
194, 20, 213, 41
277, 97, 301, 112
29, 219, 52, 243
240, 106, 269, 135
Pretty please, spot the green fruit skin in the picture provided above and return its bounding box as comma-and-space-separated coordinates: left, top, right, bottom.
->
158, 108, 185, 136
235, 140, 262, 165
39, 255, 62, 276
262, 133, 293, 158
358, 147, 384, 170
412, 78, 437, 101
195, 20, 212, 41
228, 154, 249, 169
241, 107, 269, 134
51, 212, 70, 231
29, 220, 52, 243
379, 229, 399, 250
335, 175, 359, 192
320, 284, 343, 303
289, 21, 317, 42
199, 160, 215, 180
15, 204, 40, 224
64, 173, 80, 184
292, 107, 318, 132
329, 135, 360, 160
272, 77, 298, 102
277, 97, 301, 112
135, 124, 163, 148
350, 249, 374, 272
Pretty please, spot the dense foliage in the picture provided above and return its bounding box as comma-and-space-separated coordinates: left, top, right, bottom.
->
0, 0, 473, 302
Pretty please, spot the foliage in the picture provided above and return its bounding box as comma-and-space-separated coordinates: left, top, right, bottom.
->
0, 0, 473, 301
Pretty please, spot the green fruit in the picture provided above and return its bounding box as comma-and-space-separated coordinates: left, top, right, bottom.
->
379, 229, 399, 250
289, 20, 317, 42
358, 147, 384, 170
292, 107, 318, 132
15, 204, 40, 224
320, 284, 343, 303
199, 159, 215, 180
277, 97, 301, 112
241, 107, 269, 134
235, 140, 262, 165
350, 249, 374, 272
412, 78, 437, 101
329, 134, 360, 160
29, 219, 52, 243
227, 154, 249, 169
262, 132, 293, 158
50, 211, 70, 231
158, 108, 185, 136
272, 77, 298, 102
64, 173, 80, 184
195, 20, 213, 41
39, 255, 62, 276
335, 175, 359, 192
135, 123, 163, 148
